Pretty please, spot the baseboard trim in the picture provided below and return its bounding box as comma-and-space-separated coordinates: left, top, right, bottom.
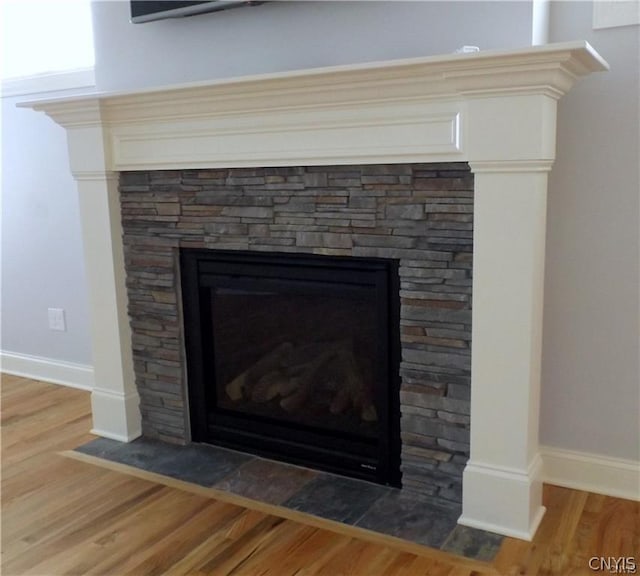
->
541, 445, 640, 501
90, 428, 140, 443
1, 350, 94, 391
458, 505, 546, 541
90, 388, 142, 442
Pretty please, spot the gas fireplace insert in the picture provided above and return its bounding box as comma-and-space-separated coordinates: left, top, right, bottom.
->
181, 248, 401, 486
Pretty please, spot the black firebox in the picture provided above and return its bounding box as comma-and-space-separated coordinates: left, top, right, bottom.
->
180, 249, 401, 486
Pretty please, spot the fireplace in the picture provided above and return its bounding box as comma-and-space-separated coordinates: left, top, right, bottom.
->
23, 42, 607, 538
181, 248, 401, 485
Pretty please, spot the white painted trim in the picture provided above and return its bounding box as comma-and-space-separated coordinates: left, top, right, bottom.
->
541, 446, 640, 501
531, 0, 550, 45
91, 387, 142, 443
21, 42, 608, 126
460, 454, 546, 541
1, 68, 95, 99
458, 507, 547, 542
75, 173, 142, 443
109, 103, 463, 171
89, 428, 138, 443
0, 350, 94, 390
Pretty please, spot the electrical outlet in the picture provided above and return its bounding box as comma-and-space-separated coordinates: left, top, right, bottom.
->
48, 308, 66, 332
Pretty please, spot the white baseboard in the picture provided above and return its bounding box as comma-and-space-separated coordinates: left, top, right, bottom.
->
90, 387, 141, 442
1, 350, 94, 391
541, 445, 640, 502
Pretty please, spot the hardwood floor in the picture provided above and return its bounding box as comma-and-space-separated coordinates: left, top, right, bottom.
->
1, 375, 638, 575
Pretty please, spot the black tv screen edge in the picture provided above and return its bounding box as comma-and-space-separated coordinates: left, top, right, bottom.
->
130, 1, 257, 23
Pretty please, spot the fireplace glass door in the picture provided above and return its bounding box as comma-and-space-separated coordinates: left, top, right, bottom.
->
181, 249, 400, 485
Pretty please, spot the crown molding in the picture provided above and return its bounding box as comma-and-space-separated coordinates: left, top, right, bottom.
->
1, 68, 95, 99
19, 42, 607, 128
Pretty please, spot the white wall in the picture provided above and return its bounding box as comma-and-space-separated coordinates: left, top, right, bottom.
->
92, 0, 534, 90
1, 92, 92, 367
541, 1, 639, 461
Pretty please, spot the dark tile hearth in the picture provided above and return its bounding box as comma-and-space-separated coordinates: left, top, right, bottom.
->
441, 525, 504, 562
282, 474, 392, 525
356, 490, 459, 548
76, 436, 252, 486
214, 457, 317, 505
75, 437, 502, 561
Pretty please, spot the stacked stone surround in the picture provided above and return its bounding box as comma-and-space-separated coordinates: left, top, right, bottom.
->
120, 163, 473, 504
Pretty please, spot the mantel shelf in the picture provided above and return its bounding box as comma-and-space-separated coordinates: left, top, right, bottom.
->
21, 41, 607, 126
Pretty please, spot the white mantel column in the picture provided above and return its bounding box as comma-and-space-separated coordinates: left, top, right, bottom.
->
459, 93, 557, 540
66, 118, 141, 442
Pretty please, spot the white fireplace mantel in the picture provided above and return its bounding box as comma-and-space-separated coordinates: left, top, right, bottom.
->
21, 41, 607, 541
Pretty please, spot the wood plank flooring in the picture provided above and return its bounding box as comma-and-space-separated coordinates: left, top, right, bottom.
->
1, 374, 638, 575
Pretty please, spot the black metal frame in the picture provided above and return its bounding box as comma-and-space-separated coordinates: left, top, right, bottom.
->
180, 248, 401, 486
